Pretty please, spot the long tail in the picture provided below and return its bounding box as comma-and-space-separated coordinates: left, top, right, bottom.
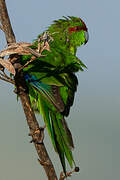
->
40, 96, 75, 174
25, 73, 75, 174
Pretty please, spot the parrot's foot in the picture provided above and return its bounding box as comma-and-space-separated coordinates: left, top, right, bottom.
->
60, 167, 80, 180
14, 86, 27, 94
29, 126, 46, 144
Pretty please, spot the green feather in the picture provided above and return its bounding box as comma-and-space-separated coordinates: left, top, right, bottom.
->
20, 16, 88, 173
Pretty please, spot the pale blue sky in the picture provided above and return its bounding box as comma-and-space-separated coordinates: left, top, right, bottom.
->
0, 0, 120, 180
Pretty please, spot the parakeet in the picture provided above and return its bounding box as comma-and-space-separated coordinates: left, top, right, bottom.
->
20, 16, 89, 174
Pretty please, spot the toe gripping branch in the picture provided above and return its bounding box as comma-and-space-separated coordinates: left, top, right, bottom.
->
29, 125, 46, 144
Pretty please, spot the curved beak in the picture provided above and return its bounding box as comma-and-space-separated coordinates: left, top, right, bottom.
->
85, 31, 89, 44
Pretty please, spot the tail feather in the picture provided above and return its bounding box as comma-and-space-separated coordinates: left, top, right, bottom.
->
50, 111, 75, 171
61, 118, 74, 149
52, 124, 66, 174
39, 95, 57, 151
39, 94, 75, 174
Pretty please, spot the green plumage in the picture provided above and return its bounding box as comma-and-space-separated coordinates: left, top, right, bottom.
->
21, 16, 88, 174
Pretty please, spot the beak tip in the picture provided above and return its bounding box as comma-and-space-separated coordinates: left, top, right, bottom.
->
85, 31, 89, 44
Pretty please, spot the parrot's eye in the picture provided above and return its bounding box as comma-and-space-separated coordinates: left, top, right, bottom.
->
74, 27, 78, 30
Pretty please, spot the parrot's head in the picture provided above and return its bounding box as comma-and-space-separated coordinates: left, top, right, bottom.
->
49, 16, 89, 54
67, 16, 89, 45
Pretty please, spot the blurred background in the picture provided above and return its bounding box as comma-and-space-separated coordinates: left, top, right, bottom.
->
0, 0, 120, 179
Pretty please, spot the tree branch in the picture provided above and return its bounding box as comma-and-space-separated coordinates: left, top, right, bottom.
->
0, 0, 58, 179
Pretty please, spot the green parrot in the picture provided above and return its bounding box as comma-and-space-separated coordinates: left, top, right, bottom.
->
20, 16, 89, 174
